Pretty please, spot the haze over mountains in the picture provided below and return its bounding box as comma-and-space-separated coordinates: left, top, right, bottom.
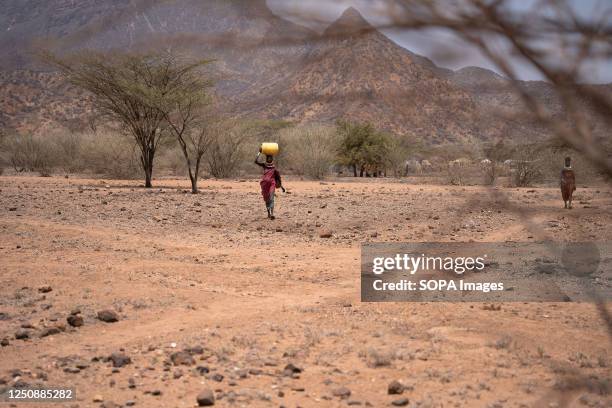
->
0, 0, 608, 144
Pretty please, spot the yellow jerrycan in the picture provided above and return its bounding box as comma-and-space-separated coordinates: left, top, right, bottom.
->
260, 142, 279, 156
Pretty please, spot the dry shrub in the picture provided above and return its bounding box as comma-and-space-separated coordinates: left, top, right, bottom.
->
481, 140, 513, 185
205, 121, 251, 178
510, 143, 545, 187
80, 131, 141, 179
429, 144, 477, 185
359, 347, 397, 368
157, 145, 188, 177
48, 131, 84, 173
283, 125, 337, 179
1, 133, 56, 176
481, 161, 513, 185
447, 163, 471, 185
0, 130, 143, 179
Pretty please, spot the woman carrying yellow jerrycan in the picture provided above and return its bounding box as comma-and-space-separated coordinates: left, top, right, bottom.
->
254, 143, 285, 220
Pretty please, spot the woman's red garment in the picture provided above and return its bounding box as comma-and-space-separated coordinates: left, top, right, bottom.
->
560, 168, 576, 201
260, 166, 277, 203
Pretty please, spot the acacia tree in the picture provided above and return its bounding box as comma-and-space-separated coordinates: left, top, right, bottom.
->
172, 119, 214, 193
46, 52, 172, 187
152, 55, 214, 193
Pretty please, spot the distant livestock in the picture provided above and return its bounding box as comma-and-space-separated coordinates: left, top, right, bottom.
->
404, 159, 422, 175
449, 158, 471, 167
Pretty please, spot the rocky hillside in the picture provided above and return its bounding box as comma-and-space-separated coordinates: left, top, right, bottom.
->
0, 70, 92, 132
237, 8, 487, 144
0, 1, 608, 145
0, 0, 316, 131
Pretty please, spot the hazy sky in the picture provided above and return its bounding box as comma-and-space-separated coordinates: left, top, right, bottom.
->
268, 0, 612, 83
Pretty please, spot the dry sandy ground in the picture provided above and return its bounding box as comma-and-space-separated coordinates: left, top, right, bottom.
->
0, 175, 610, 408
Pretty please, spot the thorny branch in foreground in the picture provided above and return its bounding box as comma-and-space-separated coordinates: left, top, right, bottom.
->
34, 1, 611, 403
274, 0, 612, 177
264, 1, 612, 403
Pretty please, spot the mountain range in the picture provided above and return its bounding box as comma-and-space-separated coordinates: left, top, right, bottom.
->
0, 0, 609, 145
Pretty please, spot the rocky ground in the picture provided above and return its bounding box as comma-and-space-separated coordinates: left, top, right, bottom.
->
0, 175, 610, 408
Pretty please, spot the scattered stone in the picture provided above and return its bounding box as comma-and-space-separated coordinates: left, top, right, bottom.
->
196, 366, 210, 375
1, 338, 9, 347
388, 380, 404, 395
15, 329, 30, 340
151, 389, 162, 396
170, 351, 195, 366
173, 369, 183, 379
235, 369, 248, 378
109, 352, 131, 368
332, 387, 351, 399
13, 379, 30, 388
97, 310, 119, 323
0, 312, 10, 321
196, 388, 215, 406
248, 368, 262, 375
211, 373, 224, 382
125, 400, 136, 406
263, 359, 278, 366
70, 308, 82, 316
40, 326, 63, 337
101, 402, 120, 408
67, 315, 84, 327
10, 369, 23, 378
93, 395, 104, 403
75, 360, 90, 370
186, 345, 204, 355
536, 263, 557, 275
128, 378, 136, 389
391, 398, 410, 406
38, 286, 52, 293
319, 230, 333, 239
282, 363, 302, 376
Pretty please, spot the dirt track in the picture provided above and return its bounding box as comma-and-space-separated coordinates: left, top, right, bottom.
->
0, 176, 610, 408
